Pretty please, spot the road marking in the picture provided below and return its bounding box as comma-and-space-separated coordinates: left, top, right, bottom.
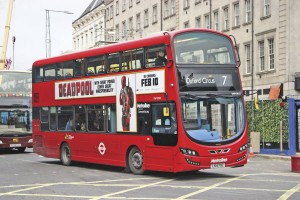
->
90, 179, 175, 200
175, 174, 248, 199
0, 183, 55, 197
277, 182, 300, 200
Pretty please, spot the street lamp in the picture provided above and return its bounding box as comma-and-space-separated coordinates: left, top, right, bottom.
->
45, 9, 73, 57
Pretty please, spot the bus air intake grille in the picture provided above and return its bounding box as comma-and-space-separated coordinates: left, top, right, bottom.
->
208, 148, 230, 154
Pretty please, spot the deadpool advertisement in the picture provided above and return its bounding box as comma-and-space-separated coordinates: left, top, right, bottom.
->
116, 74, 137, 132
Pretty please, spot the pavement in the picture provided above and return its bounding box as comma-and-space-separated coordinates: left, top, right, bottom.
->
254, 153, 292, 161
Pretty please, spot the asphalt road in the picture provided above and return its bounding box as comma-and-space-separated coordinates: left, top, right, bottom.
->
0, 148, 299, 200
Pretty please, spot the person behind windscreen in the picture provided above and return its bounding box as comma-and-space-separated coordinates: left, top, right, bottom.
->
155, 50, 168, 66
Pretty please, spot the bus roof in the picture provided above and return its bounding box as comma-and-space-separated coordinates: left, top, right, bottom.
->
32, 28, 231, 67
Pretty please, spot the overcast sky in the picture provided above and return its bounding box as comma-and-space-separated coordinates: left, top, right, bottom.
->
0, 0, 92, 70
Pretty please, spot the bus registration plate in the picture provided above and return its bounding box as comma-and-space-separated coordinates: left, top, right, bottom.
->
211, 163, 225, 168
10, 144, 21, 147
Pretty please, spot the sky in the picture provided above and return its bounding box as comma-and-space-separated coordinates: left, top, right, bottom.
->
0, 0, 92, 70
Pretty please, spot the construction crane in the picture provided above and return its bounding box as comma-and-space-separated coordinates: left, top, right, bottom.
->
0, 0, 14, 70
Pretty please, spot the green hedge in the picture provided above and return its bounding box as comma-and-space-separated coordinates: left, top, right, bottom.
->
246, 100, 288, 143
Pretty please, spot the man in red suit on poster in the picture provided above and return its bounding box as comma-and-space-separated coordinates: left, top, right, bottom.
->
119, 76, 134, 131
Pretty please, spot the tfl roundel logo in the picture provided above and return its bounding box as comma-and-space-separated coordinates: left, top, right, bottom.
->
98, 142, 106, 155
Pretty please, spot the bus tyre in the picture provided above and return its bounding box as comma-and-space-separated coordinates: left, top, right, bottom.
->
60, 143, 72, 166
128, 147, 144, 175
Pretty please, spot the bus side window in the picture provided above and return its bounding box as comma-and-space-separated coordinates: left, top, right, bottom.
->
145, 45, 167, 68
57, 106, 73, 131
34, 67, 44, 82
49, 107, 57, 131
61, 61, 74, 79
86, 56, 106, 75
121, 48, 143, 71
75, 106, 86, 131
40, 107, 49, 131
108, 53, 120, 73
44, 65, 56, 81
107, 104, 116, 133
87, 105, 106, 132
74, 59, 85, 77
151, 103, 177, 134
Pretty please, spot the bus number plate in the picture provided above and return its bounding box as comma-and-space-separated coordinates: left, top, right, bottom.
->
211, 163, 225, 168
10, 144, 21, 147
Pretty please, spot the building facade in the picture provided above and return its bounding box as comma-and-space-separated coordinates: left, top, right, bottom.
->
72, 0, 300, 99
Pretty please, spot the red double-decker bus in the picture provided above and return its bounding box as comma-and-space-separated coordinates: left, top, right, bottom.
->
32, 28, 248, 174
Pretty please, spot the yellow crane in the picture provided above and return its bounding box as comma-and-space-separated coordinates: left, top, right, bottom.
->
0, 0, 14, 70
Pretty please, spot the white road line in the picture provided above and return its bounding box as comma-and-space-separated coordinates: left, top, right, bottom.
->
175, 175, 248, 199
277, 182, 300, 200
90, 179, 175, 200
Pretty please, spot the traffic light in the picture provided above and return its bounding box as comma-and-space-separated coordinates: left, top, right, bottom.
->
254, 96, 259, 110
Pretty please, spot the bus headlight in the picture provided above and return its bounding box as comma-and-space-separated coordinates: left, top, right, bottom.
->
28, 139, 33, 143
238, 144, 248, 152
0, 140, 3, 144
180, 148, 199, 156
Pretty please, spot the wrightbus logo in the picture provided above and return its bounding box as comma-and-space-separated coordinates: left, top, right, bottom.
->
137, 103, 150, 109
58, 80, 94, 98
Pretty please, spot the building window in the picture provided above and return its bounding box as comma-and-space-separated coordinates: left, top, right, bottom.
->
245, 44, 251, 74
259, 41, 265, 71
129, 0, 133, 7
245, 0, 251, 23
164, 0, 169, 18
128, 17, 133, 35
122, 0, 126, 11
144, 9, 149, 27
213, 11, 219, 30
204, 14, 210, 29
184, 0, 189, 9
136, 0, 140, 3
122, 21, 127, 38
90, 31, 93, 46
195, 16, 201, 28
184, 21, 189, 28
171, 0, 175, 15
116, 1, 119, 15
136, 13, 141, 30
110, 5, 114, 19
195, 0, 201, 4
264, 0, 271, 16
106, 8, 109, 21
115, 24, 119, 40
153, 5, 158, 23
234, 3, 240, 26
86, 33, 88, 47
268, 38, 274, 70
223, 7, 229, 30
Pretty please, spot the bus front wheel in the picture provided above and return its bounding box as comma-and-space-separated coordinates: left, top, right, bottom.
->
128, 147, 144, 175
60, 143, 72, 166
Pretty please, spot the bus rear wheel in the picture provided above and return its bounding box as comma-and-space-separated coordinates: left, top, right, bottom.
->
60, 143, 72, 166
128, 147, 144, 175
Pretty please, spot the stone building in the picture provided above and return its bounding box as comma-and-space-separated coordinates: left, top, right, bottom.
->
72, 0, 300, 99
